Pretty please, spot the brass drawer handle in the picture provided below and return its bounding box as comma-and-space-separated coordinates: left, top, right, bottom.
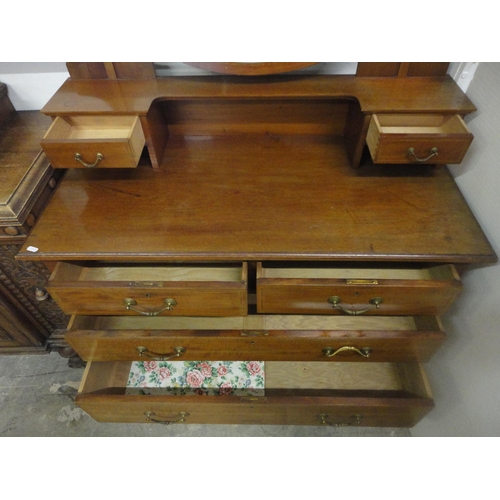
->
35, 288, 49, 302
407, 147, 438, 163
75, 152, 104, 168
124, 298, 177, 316
144, 411, 189, 425
318, 414, 362, 426
327, 296, 383, 315
136, 345, 185, 361
322, 346, 372, 358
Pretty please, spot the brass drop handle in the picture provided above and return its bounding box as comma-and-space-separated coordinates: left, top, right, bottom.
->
75, 152, 104, 168
35, 288, 49, 302
136, 345, 185, 361
318, 414, 362, 426
328, 296, 383, 315
407, 147, 438, 163
322, 346, 372, 358
144, 411, 189, 425
124, 298, 177, 316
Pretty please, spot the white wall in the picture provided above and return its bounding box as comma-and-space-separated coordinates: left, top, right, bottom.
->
0, 62, 69, 110
411, 62, 500, 436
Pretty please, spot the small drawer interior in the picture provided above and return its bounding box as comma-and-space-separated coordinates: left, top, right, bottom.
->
50, 261, 247, 285
258, 262, 459, 281
371, 114, 469, 136
44, 116, 142, 141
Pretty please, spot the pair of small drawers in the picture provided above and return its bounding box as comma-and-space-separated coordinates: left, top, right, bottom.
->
49, 261, 461, 317
39, 112, 474, 171
51, 261, 460, 426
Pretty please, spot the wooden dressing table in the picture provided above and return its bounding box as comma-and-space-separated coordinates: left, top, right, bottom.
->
17, 63, 496, 427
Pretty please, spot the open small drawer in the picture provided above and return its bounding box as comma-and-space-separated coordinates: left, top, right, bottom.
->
257, 263, 462, 315
366, 114, 473, 164
75, 360, 434, 427
65, 314, 445, 363
41, 115, 145, 168
47, 262, 248, 316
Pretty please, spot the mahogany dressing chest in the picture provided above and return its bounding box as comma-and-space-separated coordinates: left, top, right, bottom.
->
16, 62, 496, 427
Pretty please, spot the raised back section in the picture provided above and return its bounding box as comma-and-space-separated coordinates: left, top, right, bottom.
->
157, 98, 350, 136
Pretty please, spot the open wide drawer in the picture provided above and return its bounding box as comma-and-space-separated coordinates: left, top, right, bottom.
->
41, 115, 145, 168
366, 113, 473, 164
76, 360, 434, 427
65, 314, 445, 363
257, 263, 462, 315
48, 262, 248, 316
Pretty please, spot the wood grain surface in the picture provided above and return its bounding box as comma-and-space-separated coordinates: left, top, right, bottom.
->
41, 76, 476, 116
18, 134, 496, 263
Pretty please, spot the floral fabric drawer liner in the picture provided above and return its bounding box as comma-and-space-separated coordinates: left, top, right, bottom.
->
126, 360, 265, 396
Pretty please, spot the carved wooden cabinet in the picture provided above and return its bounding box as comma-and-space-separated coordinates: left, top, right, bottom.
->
17, 63, 496, 426
0, 106, 69, 353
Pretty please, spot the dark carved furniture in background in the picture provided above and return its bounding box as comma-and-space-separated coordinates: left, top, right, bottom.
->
0, 87, 68, 355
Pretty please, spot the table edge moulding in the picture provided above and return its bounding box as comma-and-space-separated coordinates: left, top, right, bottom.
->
15, 62, 497, 427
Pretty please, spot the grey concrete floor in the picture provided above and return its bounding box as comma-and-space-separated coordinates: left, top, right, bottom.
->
0, 352, 410, 437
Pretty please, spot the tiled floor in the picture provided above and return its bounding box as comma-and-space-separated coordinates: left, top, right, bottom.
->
0, 352, 410, 437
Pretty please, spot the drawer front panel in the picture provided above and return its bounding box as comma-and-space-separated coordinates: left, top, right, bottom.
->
76, 361, 434, 427
77, 395, 433, 427
367, 114, 473, 164
49, 287, 248, 316
65, 315, 445, 362
41, 116, 145, 169
48, 262, 248, 316
257, 264, 462, 315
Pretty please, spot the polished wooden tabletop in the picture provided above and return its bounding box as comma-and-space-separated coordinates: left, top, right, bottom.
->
18, 134, 496, 264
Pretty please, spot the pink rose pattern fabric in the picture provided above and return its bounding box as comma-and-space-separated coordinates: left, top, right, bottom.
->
126, 361, 265, 396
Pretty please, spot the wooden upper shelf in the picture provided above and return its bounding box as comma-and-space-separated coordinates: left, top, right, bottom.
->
41, 75, 476, 117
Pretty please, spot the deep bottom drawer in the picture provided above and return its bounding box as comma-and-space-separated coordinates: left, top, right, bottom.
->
76, 360, 434, 427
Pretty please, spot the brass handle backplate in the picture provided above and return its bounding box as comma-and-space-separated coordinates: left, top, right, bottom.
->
145, 411, 189, 425
318, 414, 363, 427
124, 298, 177, 316
407, 147, 438, 163
322, 346, 372, 358
328, 296, 383, 315
136, 345, 186, 361
75, 152, 104, 168
240, 331, 270, 337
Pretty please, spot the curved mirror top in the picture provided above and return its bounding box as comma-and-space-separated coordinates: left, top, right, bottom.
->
154, 62, 357, 77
